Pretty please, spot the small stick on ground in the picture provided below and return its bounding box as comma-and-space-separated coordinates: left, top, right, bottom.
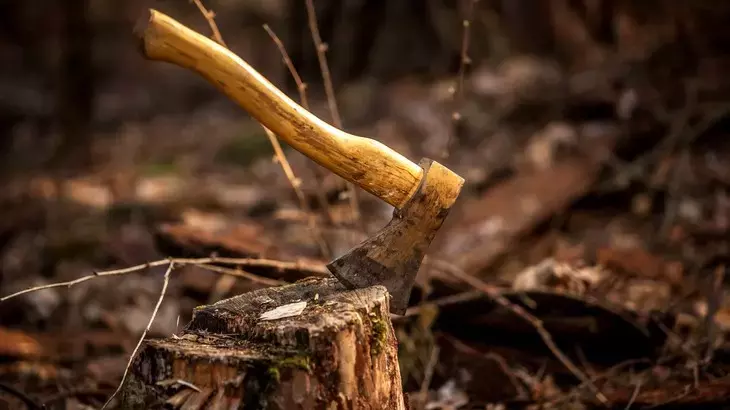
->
101, 261, 174, 409
191, 0, 331, 259
263, 24, 310, 110
303, 0, 364, 235
263, 23, 336, 226
417, 345, 440, 408
430, 258, 609, 405
443, 0, 478, 160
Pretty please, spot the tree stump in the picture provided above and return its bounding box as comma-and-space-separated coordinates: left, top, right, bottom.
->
119, 277, 406, 409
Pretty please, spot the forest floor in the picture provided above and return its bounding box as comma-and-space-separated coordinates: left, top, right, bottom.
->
2, 3, 730, 409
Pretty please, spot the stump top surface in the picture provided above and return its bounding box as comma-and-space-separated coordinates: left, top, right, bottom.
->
186, 277, 390, 347
126, 278, 404, 410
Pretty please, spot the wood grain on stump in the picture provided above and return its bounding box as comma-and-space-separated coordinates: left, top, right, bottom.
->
119, 277, 406, 409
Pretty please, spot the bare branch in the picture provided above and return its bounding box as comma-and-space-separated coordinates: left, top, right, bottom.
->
264, 127, 332, 258
102, 262, 174, 409
192, 0, 226, 47
190, 0, 331, 259
175, 256, 328, 274
263, 23, 336, 225
0, 261, 157, 302
196, 263, 287, 287
303, 0, 342, 130
263, 24, 310, 110
303, 0, 363, 233
419, 345, 440, 402
1, 256, 327, 303
443, 0, 478, 160
430, 258, 609, 405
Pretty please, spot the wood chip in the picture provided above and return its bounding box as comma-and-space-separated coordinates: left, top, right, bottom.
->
259, 301, 307, 321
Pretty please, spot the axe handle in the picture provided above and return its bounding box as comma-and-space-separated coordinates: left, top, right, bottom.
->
136, 9, 424, 209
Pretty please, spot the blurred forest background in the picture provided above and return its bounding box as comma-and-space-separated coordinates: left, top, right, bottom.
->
2, 0, 730, 408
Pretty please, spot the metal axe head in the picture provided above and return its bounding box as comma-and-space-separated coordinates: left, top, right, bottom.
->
135, 9, 466, 315
327, 159, 463, 315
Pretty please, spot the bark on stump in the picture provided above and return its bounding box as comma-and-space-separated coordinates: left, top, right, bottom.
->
119, 277, 406, 409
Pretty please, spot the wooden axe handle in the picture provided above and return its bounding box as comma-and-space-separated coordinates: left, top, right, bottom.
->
136, 9, 423, 209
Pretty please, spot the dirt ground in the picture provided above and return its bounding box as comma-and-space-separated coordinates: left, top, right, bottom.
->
2, 1, 730, 409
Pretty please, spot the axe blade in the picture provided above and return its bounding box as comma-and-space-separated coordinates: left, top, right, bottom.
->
327, 159, 464, 315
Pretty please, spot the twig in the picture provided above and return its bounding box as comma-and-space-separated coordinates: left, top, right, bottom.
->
101, 262, 174, 409
443, 0, 477, 160
265, 127, 332, 258
190, 0, 331, 259
548, 358, 650, 407
174, 256, 328, 274
655, 104, 730, 236
262, 24, 310, 112
191, 0, 226, 47
263, 23, 335, 225
704, 264, 725, 363
399, 290, 483, 318
442, 333, 529, 399
430, 259, 609, 405
1, 264, 149, 302
0, 256, 321, 406
197, 263, 287, 287
1, 256, 326, 303
303, 0, 363, 234
419, 345, 440, 405
624, 381, 642, 410
596, 95, 730, 194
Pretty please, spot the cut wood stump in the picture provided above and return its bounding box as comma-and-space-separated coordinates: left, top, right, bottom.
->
119, 277, 406, 409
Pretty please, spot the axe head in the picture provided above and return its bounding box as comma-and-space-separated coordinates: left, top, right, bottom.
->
327, 158, 464, 315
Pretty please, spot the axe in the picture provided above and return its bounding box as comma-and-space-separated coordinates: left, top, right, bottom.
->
135, 10, 465, 315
